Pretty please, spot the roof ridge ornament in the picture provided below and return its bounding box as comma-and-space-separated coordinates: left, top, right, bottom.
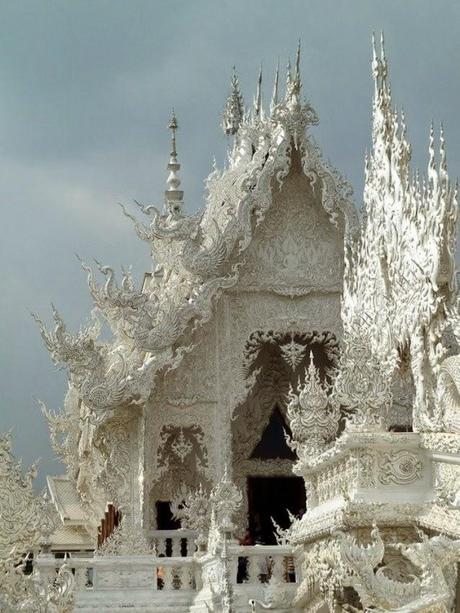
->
269, 43, 318, 147
165, 109, 184, 217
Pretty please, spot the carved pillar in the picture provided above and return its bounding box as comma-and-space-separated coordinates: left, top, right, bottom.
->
215, 297, 234, 480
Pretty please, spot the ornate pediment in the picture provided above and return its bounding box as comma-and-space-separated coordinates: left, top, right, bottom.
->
238, 151, 345, 296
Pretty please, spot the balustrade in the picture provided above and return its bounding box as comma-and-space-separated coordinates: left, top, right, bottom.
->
154, 557, 197, 591
149, 529, 197, 557
35, 543, 296, 598
229, 545, 297, 585
37, 554, 197, 592
35, 555, 95, 590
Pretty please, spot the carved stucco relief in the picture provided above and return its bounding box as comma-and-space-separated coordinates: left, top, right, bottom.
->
96, 409, 142, 521
356, 448, 424, 490
221, 293, 341, 400
143, 400, 216, 528
141, 160, 345, 529
238, 155, 344, 295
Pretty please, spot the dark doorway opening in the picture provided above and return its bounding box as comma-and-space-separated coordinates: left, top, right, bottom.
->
156, 501, 180, 530
247, 476, 306, 545
250, 406, 296, 460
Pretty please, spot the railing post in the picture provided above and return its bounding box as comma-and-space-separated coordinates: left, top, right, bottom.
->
158, 536, 167, 556
183, 564, 193, 590
163, 565, 174, 590
35, 554, 57, 586
175, 565, 183, 589
247, 553, 259, 584
74, 565, 88, 590
172, 536, 181, 557
271, 555, 284, 583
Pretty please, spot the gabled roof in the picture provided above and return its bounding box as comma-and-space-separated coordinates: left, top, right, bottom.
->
47, 475, 88, 524
49, 524, 94, 551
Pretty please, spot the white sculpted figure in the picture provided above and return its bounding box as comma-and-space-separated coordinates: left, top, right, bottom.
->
336, 526, 460, 612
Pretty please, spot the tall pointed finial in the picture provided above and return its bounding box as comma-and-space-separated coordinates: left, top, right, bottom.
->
380, 31, 388, 81
286, 58, 292, 93
439, 123, 449, 188
169, 109, 178, 159
295, 39, 301, 85
165, 109, 184, 216
253, 64, 263, 118
380, 32, 386, 62
371, 31, 388, 87
440, 123, 447, 173
270, 60, 280, 114
222, 66, 244, 135
371, 32, 379, 79
429, 122, 436, 169
428, 122, 438, 191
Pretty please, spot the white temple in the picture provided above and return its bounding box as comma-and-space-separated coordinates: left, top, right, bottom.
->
2, 37, 460, 612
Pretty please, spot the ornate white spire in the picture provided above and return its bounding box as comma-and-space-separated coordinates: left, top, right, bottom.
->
222, 67, 244, 136
165, 109, 184, 216
253, 64, 263, 118
343, 34, 458, 428
294, 39, 301, 86
270, 61, 279, 115
428, 122, 438, 191
285, 57, 292, 96
439, 123, 449, 187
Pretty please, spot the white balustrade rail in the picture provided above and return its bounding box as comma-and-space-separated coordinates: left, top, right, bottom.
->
36, 554, 95, 589
228, 544, 298, 585
149, 528, 197, 557
34, 543, 297, 596
154, 556, 198, 591
36, 553, 199, 592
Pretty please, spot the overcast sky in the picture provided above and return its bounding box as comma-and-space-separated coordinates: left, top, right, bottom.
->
1, 0, 459, 489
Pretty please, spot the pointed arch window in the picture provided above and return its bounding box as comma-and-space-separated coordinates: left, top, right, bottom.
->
250, 405, 296, 460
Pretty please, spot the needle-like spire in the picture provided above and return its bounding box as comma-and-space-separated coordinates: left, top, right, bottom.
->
165, 109, 184, 216
380, 32, 387, 71
427, 122, 439, 194
270, 61, 280, 114
294, 39, 301, 86
253, 64, 263, 118
439, 122, 449, 188
286, 58, 292, 95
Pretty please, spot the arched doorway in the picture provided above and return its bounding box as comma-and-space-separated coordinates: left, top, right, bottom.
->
231, 330, 338, 536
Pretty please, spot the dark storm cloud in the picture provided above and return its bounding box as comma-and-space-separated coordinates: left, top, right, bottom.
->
1, 0, 459, 487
